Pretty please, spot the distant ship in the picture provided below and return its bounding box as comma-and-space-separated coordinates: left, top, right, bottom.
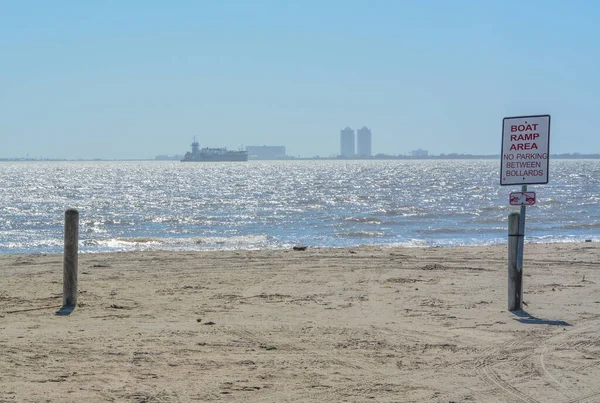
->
181, 139, 248, 162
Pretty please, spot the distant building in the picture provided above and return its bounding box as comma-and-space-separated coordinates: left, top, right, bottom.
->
356, 126, 372, 157
411, 149, 429, 157
340, 127, 355, 158
246, 145, 286, 160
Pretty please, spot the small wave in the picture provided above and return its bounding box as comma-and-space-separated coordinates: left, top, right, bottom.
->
192, 234, 270, 246
144, 217, 183, 224
336, 231, 385, 238
340, 216, 382, 224
0, 238, 64, 254
528, 235, 600, 243
75, 234, 274, 253
373, 207, 425, 216
104, 219, 125, 225
85, 237, 164, 250
473, 217, 506, 224
481, 205, 511, 211
548, 222, 600, 230
416, 228, 502, 235
116, 237, 163, 244
384, 239, 429, 247
383, 237, 506, 248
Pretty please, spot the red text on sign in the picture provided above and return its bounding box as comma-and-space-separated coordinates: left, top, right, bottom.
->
505, 161, 541, 168
511, 124, 539, 132
510, 143, 538, 150
516, 153, 547, 159
510, 133, 539, 141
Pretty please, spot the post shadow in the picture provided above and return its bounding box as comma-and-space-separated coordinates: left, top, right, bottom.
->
55, 305, 75, 316
512, 310, 572, 326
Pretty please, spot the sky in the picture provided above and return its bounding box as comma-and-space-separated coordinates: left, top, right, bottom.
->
1, 1, 599, 159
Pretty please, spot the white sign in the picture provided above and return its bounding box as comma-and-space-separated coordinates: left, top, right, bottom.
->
510, 191, 536, 205
501, 115, 550, 185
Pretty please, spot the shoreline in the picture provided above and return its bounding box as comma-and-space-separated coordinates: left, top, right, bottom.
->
1, 236, 598, 257
1, 237, 597, 257
1, 242, 599, 401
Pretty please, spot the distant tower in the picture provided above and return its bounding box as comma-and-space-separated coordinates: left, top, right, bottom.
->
191, 137, 200, 157
340, 127, 355, 158
356, 126, 372, 157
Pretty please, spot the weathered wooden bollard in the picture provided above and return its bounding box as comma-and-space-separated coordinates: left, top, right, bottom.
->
62, 209, 79, 309
508, 211, 522, 311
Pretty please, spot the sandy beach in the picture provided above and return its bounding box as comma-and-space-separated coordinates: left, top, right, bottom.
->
1, 243, 599, 402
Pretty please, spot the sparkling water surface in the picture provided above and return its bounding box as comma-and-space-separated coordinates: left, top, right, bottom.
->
1, 160, 599, 254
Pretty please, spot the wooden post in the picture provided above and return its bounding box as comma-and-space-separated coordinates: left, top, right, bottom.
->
508, 211, 522, 311
63, 209, 79, 308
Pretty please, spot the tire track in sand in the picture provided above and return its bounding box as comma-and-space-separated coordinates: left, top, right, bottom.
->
476, 337, 541, 403
536, 319, 600, 401
477, 318, 600, 403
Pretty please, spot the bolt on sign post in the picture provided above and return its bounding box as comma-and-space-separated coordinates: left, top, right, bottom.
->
501, 115, 550, 311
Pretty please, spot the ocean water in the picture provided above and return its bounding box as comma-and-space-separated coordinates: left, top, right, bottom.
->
0, 159, 599, 254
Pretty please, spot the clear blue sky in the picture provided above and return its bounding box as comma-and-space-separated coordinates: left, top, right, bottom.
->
1, 1, 598, 159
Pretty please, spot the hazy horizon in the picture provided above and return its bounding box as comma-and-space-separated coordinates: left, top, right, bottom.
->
2, 1, 599, 160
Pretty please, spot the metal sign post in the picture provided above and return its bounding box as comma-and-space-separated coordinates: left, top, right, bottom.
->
517, 184, 527, 271
501, 114, 551, 311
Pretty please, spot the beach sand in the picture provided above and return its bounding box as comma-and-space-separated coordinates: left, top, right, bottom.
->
1, 243, 599, 402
